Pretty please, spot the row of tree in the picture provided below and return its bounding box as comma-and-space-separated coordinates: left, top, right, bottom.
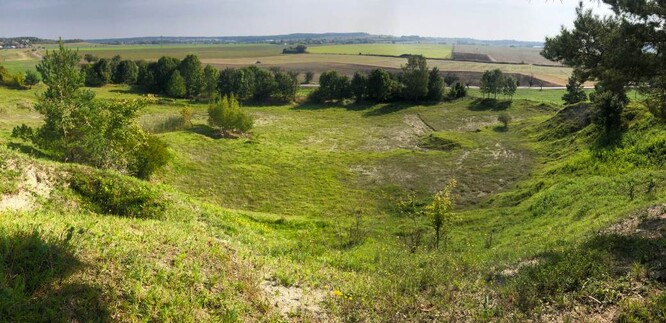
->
311, 55, 467, 103
479, 69, 517, 100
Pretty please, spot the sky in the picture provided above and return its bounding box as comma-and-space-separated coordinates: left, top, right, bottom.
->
0, 0, 613, 41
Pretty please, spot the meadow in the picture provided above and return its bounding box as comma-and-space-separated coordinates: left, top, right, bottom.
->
308, 43, 453, 59
1, 81, 664, 321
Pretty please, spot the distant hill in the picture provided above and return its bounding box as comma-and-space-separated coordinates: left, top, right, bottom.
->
83, 33, 544, 47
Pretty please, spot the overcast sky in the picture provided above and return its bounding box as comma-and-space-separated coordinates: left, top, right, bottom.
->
0, 0, 612, 41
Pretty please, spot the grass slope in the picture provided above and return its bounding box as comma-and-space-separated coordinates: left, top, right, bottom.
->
1, 84, 665, 321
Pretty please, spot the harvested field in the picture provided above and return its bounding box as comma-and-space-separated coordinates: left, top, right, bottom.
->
453, 44, 559, 66
205, 55, 561, 87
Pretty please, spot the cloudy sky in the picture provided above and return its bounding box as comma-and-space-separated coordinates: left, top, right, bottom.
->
1, 0, 611, 41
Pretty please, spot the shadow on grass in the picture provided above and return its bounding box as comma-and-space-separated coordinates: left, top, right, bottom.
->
293, 100, 375, 112
7, 142, 52, 160
187, 124, 221, 139
362, 102, 409, 117
109, 86, 145, 95
468, 98, 512, 111
0, 230, 109, 322
502, 214, 666, 315
492, 125, 508, 133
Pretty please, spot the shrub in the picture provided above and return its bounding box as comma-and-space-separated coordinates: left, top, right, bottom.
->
448, 82, 467, 100
24, 70, 40, 88
498, 113, 512, 128
131, 135, 170, 180
562, 76, 587, 105
208, 95, 253, 137
313, 70, 352, 102
69, 170, 167, 218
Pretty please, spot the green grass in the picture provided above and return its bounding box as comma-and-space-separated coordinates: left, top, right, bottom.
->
1, 84, 665, 320
309, 43, 453, 59
70, 43, 285, 60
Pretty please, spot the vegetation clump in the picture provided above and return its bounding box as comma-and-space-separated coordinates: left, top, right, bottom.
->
207, 95, 253, 137
11, 42, 168, 179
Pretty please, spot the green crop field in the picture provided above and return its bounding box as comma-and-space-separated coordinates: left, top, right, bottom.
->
309, 43, 453, 59
1, 81, 664, 321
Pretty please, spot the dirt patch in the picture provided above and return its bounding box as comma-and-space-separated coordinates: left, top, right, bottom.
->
604, 204, 666, 239
251, 112, 281, 127
500, 258, 541, 277
260, 279, 328, 320
0, 163, 54, 212
361, 114, 433, 152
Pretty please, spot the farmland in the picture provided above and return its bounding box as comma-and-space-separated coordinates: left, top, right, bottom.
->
1, 42, 573, 85
453, 44, 558, 65
308, 43, 453, 59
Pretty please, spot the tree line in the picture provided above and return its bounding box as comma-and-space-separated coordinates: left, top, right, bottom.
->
82, 53, 301, 103
310, 55, 467, 103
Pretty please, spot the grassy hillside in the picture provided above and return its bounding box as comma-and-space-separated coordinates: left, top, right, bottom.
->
1, 84, 665, 321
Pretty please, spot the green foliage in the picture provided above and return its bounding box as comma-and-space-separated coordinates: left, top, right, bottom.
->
132, 135, 170, 180
70, 170, 167, 218
401, 55, 429, 101
563, 76, 587, 105
84, 58, 112, 87
166, 70, 187, 98
207, 95, 253, 137
37, 42, 84, 100
23, 70, 40, 88
202, 64, 220, 99
313, 70, 352, 102
282, 44, 308, 54
155, 56, 181, 94
366, 68, 397, 102
502, 75, 517, 100
448, 82, 467, 100
480, 69, 504, 99
498, 112, 512, 128
351, 72, 368, 100
426, 179, 457, 249
426, 67, 444, 101
593, 90, 628, 133
178, 54, 204, 97
11, 124, 34, 141
252, 68, 276, 101
273, 71, 299, 102
618, 293, 666, 323
113, 60, 139, 85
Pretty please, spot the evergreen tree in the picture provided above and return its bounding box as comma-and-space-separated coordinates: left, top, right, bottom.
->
167, 70, 187, 98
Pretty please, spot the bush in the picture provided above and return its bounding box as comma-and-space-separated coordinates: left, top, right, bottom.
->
131, 135, 170, 180
448, 82, 467, 100
208, 95, 253, 137
313, 70, 352, 102
498, 113, 512, 128
69, 170, 167, 218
